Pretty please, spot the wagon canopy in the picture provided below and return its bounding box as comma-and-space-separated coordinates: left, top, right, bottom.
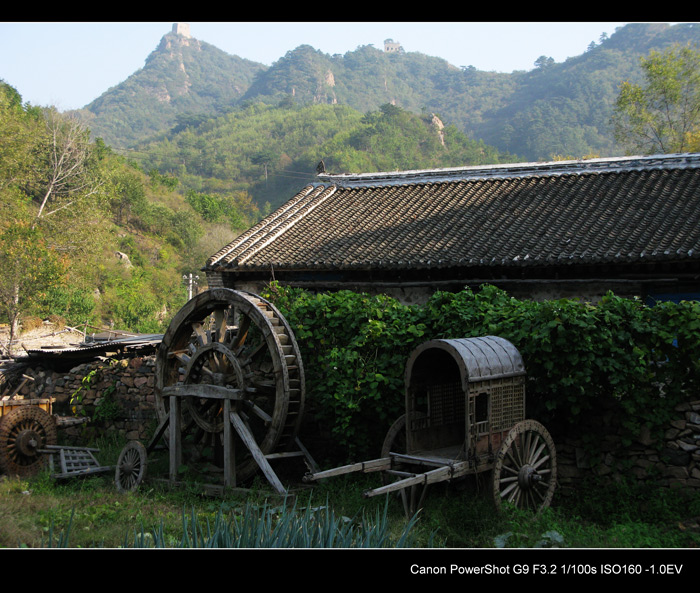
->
404, 336, 525, 391
403, 336, 528, 459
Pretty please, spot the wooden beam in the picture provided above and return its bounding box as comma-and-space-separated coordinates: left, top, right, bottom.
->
161, 384, 247, 400
303, 457, 390, 482
229, 410, 286, 495
168, 396, 181, 483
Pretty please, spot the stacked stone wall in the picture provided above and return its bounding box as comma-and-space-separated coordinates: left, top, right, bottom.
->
6, 355, 158, 442
554, 398, 700, 493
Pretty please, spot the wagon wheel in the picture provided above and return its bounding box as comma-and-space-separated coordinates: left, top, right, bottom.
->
115, 440, 147, 493
156, 288, 305, 483
0, 406, 57, 477
381, 414, 408, 459
492, 420, 557, 513
380, 412, 433, 516
380, 412, 428, 487
380, 414, 408, 486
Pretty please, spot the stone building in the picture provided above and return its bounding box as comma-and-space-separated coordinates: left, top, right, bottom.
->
384, 39, 404, 53
172, 22, 191, 38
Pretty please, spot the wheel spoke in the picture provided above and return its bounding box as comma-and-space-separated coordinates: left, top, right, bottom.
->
504, 447, 520, 469
213, 308, 228, 342
500, 480, 519, 499
529, 438, 547, 464
499, 475, 519, 484
532, 453, 552, 471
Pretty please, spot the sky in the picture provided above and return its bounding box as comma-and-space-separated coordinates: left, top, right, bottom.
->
0, 21, 674, 111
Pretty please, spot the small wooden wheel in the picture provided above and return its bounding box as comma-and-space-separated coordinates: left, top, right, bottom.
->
380, 412, 429, 485
0, 406, 57, 477
381, 413, 408, 485
493, 420, 557, 513
115, 441, 148, 493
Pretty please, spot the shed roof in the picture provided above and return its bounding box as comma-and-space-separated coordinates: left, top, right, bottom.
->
205, 153, 700, 275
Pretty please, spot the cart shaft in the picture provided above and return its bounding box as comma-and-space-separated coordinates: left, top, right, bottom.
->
303, 457, 390, 482
362, 462, 469, 498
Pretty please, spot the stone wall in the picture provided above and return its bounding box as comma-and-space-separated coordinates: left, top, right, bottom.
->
554, 397, 700, 493
7, 355, 158, 442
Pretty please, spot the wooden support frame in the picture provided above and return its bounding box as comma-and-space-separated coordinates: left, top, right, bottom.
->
229, 409, 285, 494
162, 389, 314, 496
168, 394, 182, 483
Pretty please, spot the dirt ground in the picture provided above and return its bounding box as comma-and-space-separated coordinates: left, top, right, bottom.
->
0, 321, 86, 358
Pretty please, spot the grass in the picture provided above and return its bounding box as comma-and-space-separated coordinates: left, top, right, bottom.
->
1, 437, 699, 548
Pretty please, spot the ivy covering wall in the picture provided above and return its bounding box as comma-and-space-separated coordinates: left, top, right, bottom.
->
264, 283, 700, 462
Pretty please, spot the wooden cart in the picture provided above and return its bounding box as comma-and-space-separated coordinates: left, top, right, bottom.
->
303, 336, 557, 516
0, 388, 111, 479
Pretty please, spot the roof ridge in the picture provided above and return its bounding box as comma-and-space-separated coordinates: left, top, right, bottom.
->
207, 185, 317, 267
317, 153, 700, 188
217, 184, 338, 267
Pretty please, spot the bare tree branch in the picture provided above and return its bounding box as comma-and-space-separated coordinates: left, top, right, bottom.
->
33, 109, 101, 225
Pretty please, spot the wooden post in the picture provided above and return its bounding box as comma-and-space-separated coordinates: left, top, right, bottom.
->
169, 395, 181, 483
223, 398, 236, 487
229, 410, 286, 494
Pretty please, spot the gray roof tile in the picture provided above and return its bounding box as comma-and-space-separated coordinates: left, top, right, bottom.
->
206, 154, 700, 273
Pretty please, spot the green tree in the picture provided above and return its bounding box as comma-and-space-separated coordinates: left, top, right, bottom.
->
612, 44, 700, 154
0, 223, 65, 355
0, 82, 41, 220
110, 170, 147, 225
251, 148, 280, 183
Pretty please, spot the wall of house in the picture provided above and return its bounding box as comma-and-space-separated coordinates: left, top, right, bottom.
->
3, 356, 699, 493
214, 276, 650, 306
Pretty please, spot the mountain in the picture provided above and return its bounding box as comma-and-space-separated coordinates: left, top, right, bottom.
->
239, 23, 700, 161
77, 22, 700, 161
75, 28, 266, 148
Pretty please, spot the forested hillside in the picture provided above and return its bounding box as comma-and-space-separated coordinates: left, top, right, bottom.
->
0, 81, 261, 345
136, 101, 516, 209
0, 78, 512, 338
75, 32, 265, 148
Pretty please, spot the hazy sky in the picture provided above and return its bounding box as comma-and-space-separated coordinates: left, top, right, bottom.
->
0, 21, 666, 111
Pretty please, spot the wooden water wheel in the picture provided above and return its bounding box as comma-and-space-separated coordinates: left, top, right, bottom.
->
155, 288, 305, 484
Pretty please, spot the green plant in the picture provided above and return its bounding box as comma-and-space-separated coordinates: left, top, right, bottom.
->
264, 284, 427, 459
92, 383, 122, 423
40, 509, 75, 548
70, 368, 99, 416
35, 496, 426, 548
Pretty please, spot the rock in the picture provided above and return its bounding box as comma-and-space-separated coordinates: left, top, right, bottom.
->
115, 251, 132, 267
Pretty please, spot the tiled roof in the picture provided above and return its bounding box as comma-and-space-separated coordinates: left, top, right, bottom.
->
205, 154, 700, 274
